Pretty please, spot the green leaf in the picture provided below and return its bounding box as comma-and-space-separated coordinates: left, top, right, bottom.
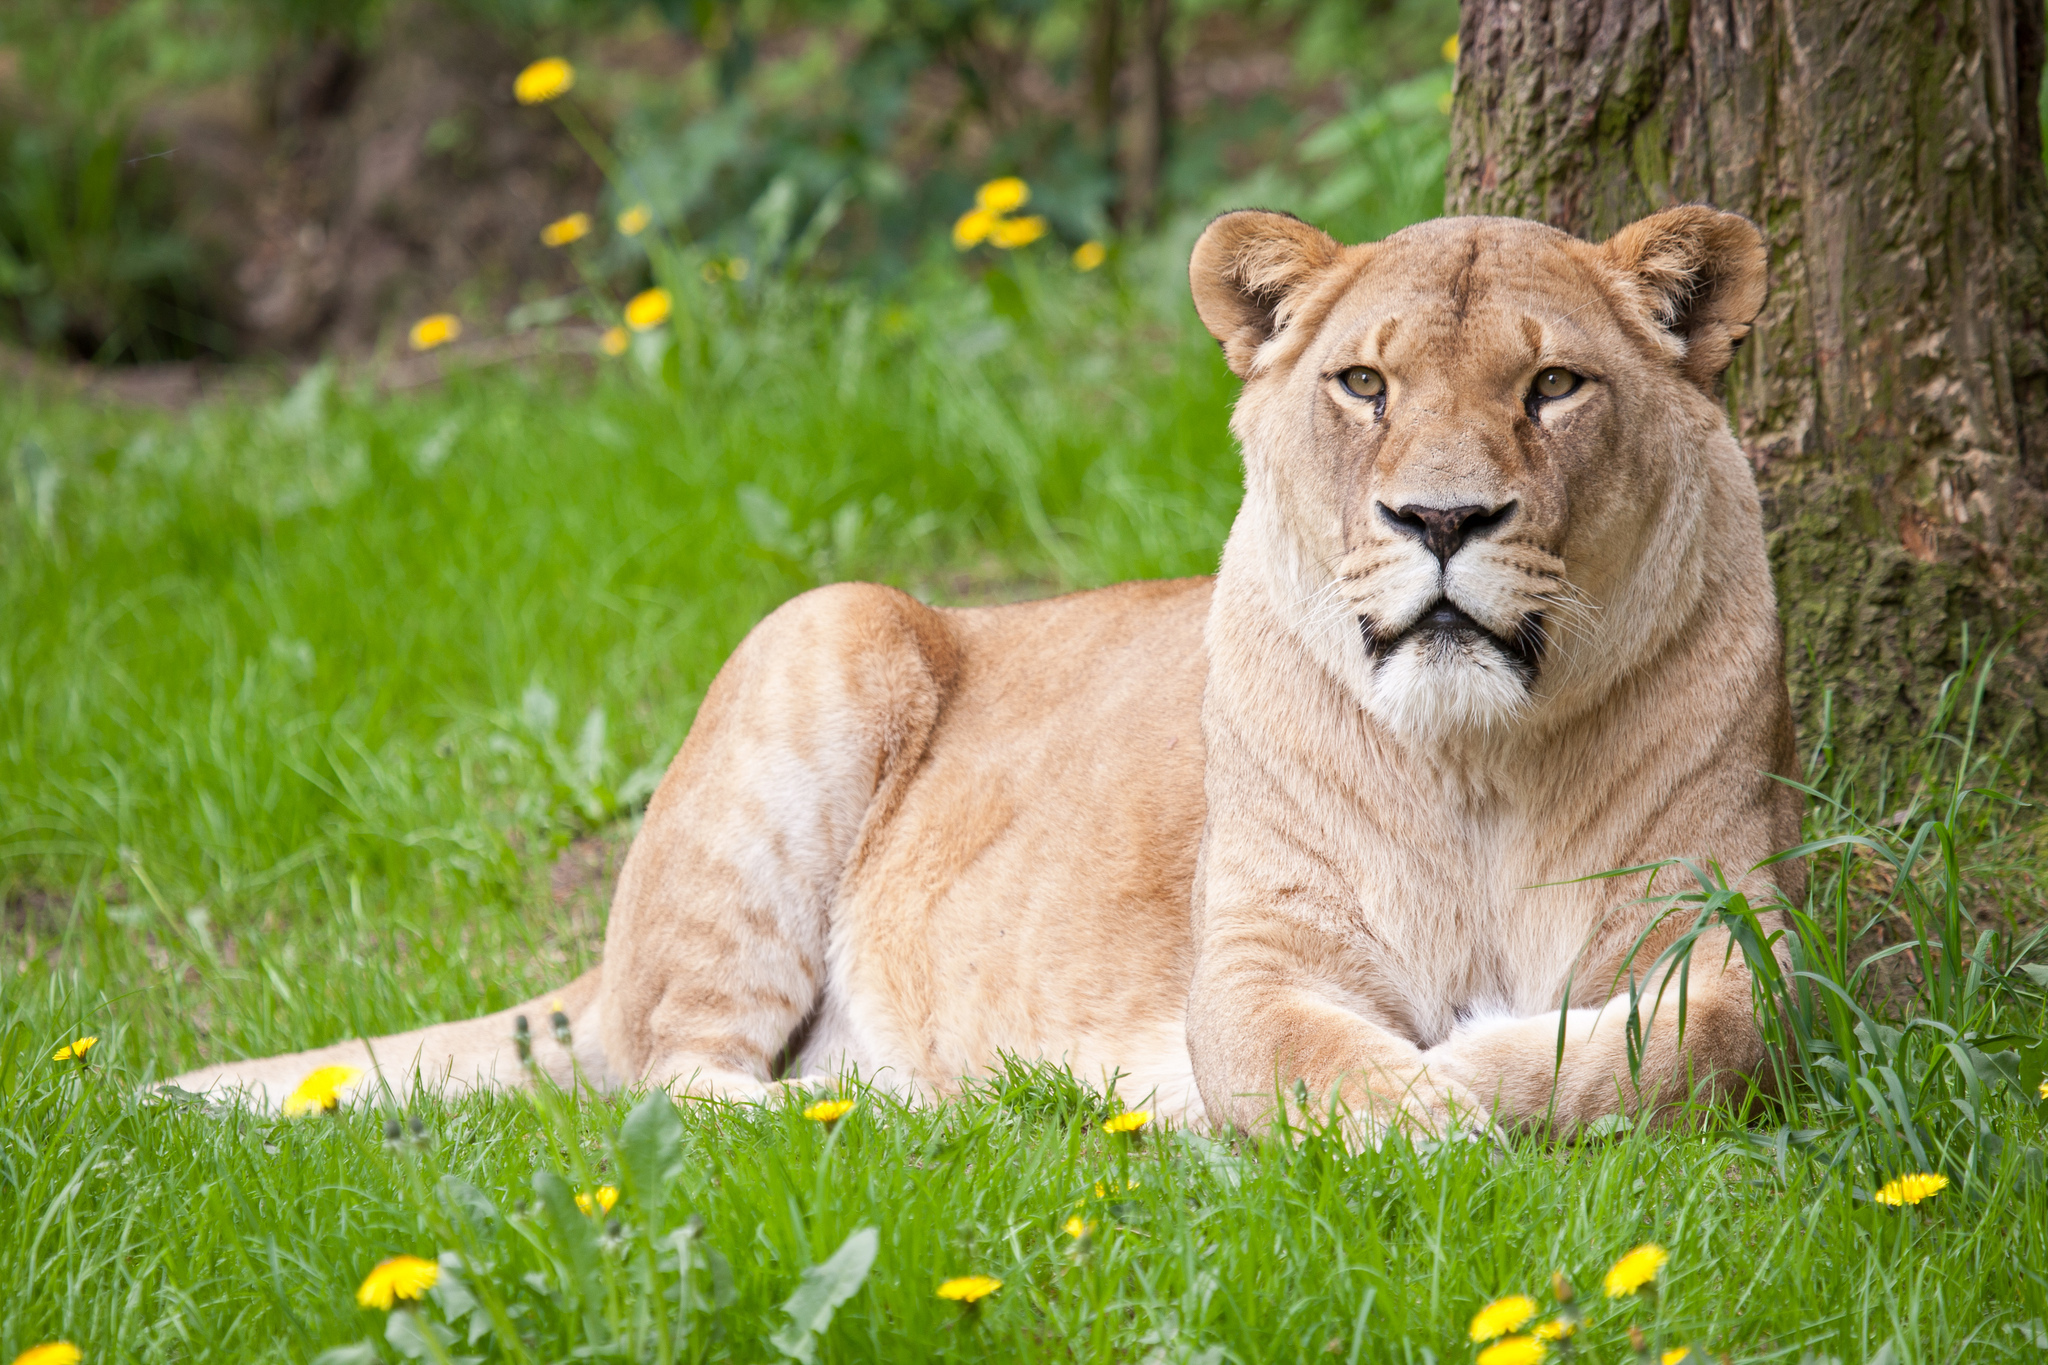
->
533, 1168, 602, 1283
438, 1175, 500, 1234
707, 1244, 738, 1309
430, 1253, 481, 1327
619, 1090, 687, 1218
385, 1309, 458, 1361
309, 1344, 379, 1365
767, 1226, 879, 1363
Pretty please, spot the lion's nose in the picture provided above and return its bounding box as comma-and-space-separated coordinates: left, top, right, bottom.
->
1378, 501, 1516, 565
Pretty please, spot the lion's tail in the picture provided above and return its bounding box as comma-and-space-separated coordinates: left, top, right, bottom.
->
161, 966, 606, 1112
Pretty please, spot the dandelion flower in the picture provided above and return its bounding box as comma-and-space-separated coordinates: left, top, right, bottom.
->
575, 1185, 618, 1216
804, 1098, 855, 1123
1442, 34, 1460, 62
617, 204, 651, 236
541, 213, 590, 247
988, 215, 1048, 249
282, 1064, 362, 1117
975, 177, 1030, 214
1873, 1172, 1948, 1206
2040, 1077, 2047, 1099
952, 207, 997, 250
1063, 1215, 1092, 1238
514, 57, 574, 105
408, 314, 461, 351
356, 1254, 439, 1309
1603, 1243, 1669, 1298
600, 326, 629, 356
1533, 1318, 1576, 1340
1662, 1350, 1697, 1365
1093, 1178, 1138, 1198
624, 288, 672, 332
1476, 1335, 1544, 1365
1469, 1295, 1538, 1342
52, 1036, 98, 1062
1102, 1110, 1149, 1134
936, 1275, 1001, 1303
12, 1345, 81, 1365
1072, 240, 1106, 272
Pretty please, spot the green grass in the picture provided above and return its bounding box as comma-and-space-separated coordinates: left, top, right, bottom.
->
6, 255, 2048, 1364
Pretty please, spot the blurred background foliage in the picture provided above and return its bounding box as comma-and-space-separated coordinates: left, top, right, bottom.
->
0, 0, 1456, 365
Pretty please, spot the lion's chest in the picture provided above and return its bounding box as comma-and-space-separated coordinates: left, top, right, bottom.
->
1335, 797, 1605, 1048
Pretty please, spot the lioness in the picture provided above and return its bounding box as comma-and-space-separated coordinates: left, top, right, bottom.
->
172, 206, 1802, 1136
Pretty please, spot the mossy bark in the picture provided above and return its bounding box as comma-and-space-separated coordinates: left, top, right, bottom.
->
1447, 0, 2048, 769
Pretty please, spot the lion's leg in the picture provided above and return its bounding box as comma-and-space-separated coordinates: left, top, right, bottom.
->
592, 583, 955, 1102
1422, 933, 1767, 1131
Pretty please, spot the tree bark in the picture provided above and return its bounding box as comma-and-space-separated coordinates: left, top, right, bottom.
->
1447, 0, 2048, 767
1117, 0, 1175, 229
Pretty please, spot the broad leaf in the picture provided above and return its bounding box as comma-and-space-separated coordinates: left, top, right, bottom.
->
767, 1226, 879, 1362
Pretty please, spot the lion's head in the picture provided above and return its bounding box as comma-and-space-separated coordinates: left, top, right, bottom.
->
1190, 207, 1769, 742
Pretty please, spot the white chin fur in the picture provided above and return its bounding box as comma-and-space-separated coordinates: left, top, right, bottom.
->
1364, 634, 1531, 740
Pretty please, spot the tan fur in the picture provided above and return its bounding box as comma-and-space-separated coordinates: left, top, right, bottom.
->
170, 207, 1802, 1139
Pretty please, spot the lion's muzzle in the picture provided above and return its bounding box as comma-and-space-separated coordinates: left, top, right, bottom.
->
1360, 599, 1546, 682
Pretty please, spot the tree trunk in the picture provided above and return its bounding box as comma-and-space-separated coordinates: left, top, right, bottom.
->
1447, 0, 2048, 769
1116, 0, 1175, 229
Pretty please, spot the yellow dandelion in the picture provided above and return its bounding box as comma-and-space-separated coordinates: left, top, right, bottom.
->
952, 207, 997, 250
1469, 1295, 1538, 1342
408, 313, 461, 351
514, 57, 574, 105
988, 215, 1048, 250
624, 288, 672, 331
541, 213, 591, 247
975, 177, 1030, 214
804, 1098, 856, 1123
1873, 1172, 1948, 1206
936, 1275, 1001, 1303
2040, 1077, 2047, 1099
1662, 1350, 1696, 1365
52, 1036, 98, 1062
1533, 1318, 1577, 1340
617, 204, 651, 236
282, 1064, 362, 1117
574, 1185, 619, 1216
1102, 1109, 1150, 1134
1476, 1335, 1544, 1365
1072, 240, 1106, 272
1093, 1178, 1138, 1198
1063, 1215, 1092, 1238
1442, 34, 1460, 63
355, 1254, 439, 1309
12, 1344, 82, 1365
1603, 1243, 1669, 1298
600, 326, 629, 356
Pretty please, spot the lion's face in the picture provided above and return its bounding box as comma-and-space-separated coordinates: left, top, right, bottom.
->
1191, 208, 1767, 741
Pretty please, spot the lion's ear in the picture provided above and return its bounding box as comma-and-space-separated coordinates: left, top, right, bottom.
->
1190, 210, 1344, 378
1600, 206, 1768, 389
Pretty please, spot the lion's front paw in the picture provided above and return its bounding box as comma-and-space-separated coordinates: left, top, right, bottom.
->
1326, 1067, 1497, 1149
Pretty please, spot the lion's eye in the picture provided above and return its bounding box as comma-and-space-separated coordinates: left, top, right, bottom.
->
1532, 367, 1580, 400
1337, 367, 1385, 400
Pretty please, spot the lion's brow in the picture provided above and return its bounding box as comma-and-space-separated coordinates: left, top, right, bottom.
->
1375, 316, 1400, 355
1519, 315, 1544, 359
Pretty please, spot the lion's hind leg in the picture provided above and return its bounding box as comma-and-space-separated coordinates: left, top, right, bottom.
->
591, 583, 958, 1105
